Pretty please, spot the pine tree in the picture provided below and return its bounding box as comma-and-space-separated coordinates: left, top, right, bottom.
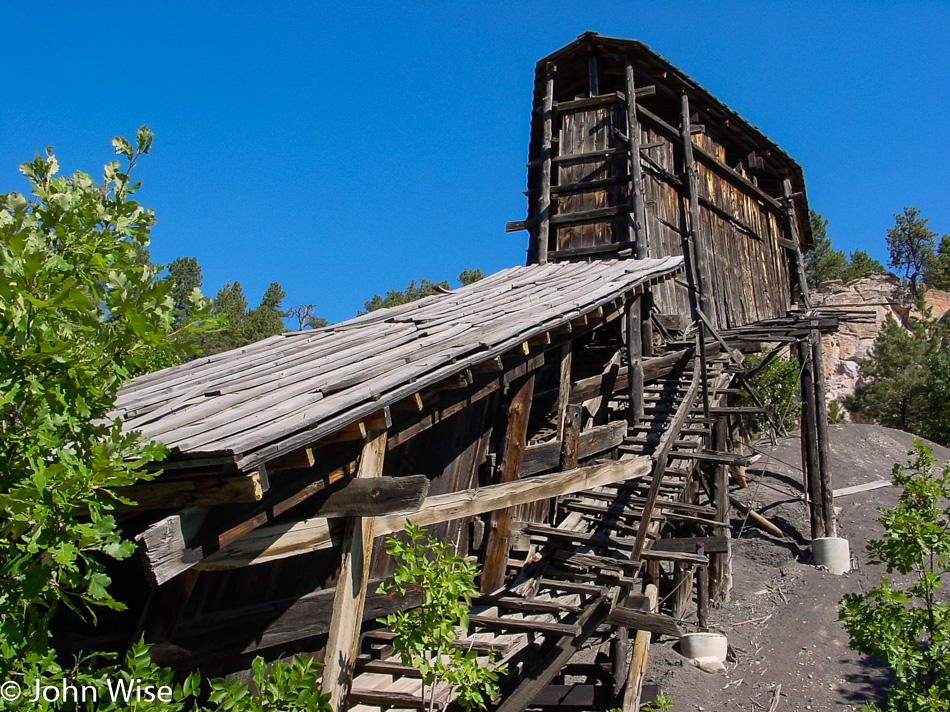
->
163, 256, 203, 330
924, 235, 950, 290
840, 249, 886, 283
804, 211, 847, 287
887, 207, 937, 294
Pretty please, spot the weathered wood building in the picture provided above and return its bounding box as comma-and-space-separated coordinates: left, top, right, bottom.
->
63, 32, 847, 711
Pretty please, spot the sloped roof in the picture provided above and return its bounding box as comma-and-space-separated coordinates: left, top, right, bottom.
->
116, 256, 682, 470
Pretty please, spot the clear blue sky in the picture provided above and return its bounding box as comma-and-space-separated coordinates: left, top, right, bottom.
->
3, 2, 948, 323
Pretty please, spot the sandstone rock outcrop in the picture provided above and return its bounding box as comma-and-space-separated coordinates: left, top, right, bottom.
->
811, 274, 950, 405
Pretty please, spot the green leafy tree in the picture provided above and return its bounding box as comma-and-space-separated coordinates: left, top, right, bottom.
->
924, 235, 950, 290
841, 249, 886, 283
804, 211, 847, 288
378, 522, 505, 712
887, 207, 937, 295
845, 314, 949, 444
738, 349, 801, 438
0, 129, 214, 673
839, 443, 950, 711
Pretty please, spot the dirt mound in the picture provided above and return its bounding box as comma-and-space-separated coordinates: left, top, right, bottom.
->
644, 424, 950, 711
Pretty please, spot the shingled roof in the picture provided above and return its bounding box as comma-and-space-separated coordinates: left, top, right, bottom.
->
115, 256, 682, 470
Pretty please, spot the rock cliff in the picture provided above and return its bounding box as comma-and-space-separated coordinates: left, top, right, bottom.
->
811, 274, 950, 404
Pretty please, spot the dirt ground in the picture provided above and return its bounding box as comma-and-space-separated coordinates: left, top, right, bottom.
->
644, 424, 950, 712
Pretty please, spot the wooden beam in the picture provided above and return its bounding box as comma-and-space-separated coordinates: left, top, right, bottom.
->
556, 342, 573, 441
797, 339, 825, 539
323, 427, 387, 711
680, 95, 714, 319
606, 605, 684, 637
195, 457, 655, 571
135, 506, 209, 586
268, 446, 315, 471
136, 458, 350, 585
536, 64, 555, 264
522, 421, 626, 477
559, 404, 582, 471
308, 475, 429, 518
810, 327, 836, 535
625, 295, 644, 425
482, 373, 535, 593
111, 472, 264, 511
624, 59, 648, 258
783, 178, 813, 308
622, 583, 657, 712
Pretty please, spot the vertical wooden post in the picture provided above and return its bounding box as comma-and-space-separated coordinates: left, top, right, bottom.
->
559, 404, 582, 471
680, 95, 714, 320
811, 327, 836, 535
710, 416, 731, 601
641, 290, 655, 358
624, 58, 648, 258
324, 425, 388, 711
696, 545, 709, 630
622, 583, 658, 712
625, 294, 644, 426
536, 64, 555, 265
796, 340, 826, 539
555, 341, 573, 441
481, 373, 536, 593
783, 178, 813, 309
587, 52, 599, 97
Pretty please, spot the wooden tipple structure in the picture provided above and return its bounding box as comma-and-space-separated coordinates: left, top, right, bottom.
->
70, 33, 844, 711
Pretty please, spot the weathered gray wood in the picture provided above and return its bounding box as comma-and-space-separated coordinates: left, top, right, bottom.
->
811, 327, 836, 535
482, 374, 536, 593
626, 295, 644, 425
556, 342, 573, 441
496, 599, 609, 712
114, 257, 685, 469
112, 472, 264, 511
195, 457, 654, 570
797, 339, 825, 538
607, 605, 684, 637
834, 480, 890, 497
680, 95, 714, 320
631, 362, 702, 561
135, 506, 209, 586
310, 475, 429, 518
536, 64, 555, 264
559, 404, 582, 471
783, 178, 813, 308
522, 421, 626, 476
323, 428, 387, 711
622, 583, 658, 711
625, 58, 648, 258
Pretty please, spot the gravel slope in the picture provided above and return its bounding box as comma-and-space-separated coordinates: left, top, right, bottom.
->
644, 424, 950, 712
